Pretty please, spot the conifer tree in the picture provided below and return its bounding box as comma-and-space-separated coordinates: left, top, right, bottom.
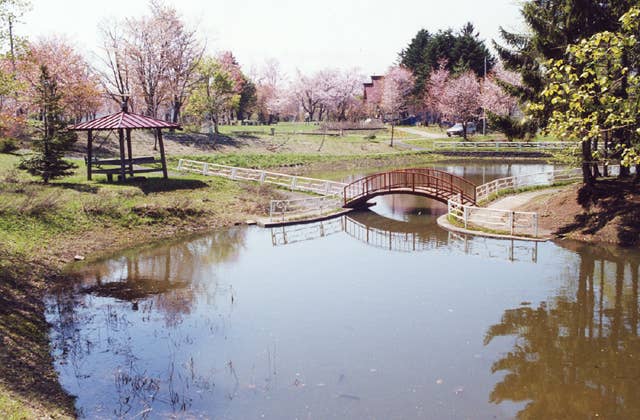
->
19, 65, 77, 183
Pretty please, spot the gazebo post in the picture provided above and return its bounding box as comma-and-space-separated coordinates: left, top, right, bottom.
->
126, 128, 133, 176
157, 128, 168, 179
118, 128, 126, 182
87, 129, 93, 181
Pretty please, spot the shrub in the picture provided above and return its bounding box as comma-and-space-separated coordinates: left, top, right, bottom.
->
0, 138, 18, 153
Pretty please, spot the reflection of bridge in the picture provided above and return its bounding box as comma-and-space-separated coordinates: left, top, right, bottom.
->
270, 212, 538, 262
343, 169, 477, 209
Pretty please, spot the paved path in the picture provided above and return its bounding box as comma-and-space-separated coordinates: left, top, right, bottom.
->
487, 187, 564, 211
396, 127, 447, 139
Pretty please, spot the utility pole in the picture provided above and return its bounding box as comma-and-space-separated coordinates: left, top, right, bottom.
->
483, 56, 487, 136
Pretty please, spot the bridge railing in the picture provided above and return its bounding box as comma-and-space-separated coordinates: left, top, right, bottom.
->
177, 159, 346, 195
448, 198, 539, 237
343, 168, 476, 206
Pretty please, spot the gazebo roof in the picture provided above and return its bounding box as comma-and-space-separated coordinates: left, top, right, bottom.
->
69, 111, 181, 131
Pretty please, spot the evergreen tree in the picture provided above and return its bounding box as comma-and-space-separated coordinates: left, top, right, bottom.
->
494, 0, 637, 138
399, 23, 494, 101
19, 65, 77, 183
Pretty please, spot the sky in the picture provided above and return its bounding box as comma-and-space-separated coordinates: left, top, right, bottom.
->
18, 0, 525, 78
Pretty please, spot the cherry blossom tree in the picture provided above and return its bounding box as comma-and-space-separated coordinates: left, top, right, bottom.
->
97, 19, 135, 112
155, 2, 203, 125
425, 59, 449, 123
480, 64, 521, 116
291, 71, 324, 122
435, 70, 482, 139
25, 36, 103, 122
379, 66, 414, 145
317, 68, 363, 121
252, 58, 286, 123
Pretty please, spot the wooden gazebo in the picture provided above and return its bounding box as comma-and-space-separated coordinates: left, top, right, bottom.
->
70, 110, 180, 182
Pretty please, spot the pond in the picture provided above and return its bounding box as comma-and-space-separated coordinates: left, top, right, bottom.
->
46, 163, 640, 419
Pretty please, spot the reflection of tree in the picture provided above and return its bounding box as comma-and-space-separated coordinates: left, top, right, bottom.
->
485, 242, 640, 418
48, 228, 248, 367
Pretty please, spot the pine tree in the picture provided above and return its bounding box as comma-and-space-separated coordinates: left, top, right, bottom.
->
399, 23, 494, 105
493, 0, 637, 138
19, 65, 76, 183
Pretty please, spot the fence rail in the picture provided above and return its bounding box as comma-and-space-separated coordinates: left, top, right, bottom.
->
177, 159, 346, 222
269, 195, 342, 222
433, 141, 577, 150
475, 168, 582, 203
177, 159, 346, 196
448, 198, 539, 237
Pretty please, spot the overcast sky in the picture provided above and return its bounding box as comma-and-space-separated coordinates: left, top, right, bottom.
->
19, 0, 524, 77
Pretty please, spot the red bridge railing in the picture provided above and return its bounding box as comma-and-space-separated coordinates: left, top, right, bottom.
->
343, 168, 476, 207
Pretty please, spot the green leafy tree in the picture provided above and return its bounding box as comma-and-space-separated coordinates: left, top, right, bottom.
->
185, 56, 240, 141
530, 6, 640, 184
19, 65, 77, 182
493, 0, 636, 139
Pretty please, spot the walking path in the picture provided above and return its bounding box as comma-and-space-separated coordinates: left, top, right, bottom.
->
396, 127, 446, 139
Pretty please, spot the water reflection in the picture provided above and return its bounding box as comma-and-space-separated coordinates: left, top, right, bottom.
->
486, 241, 640, 418
45, 164, 640, 418
47, 229, 247, 418
271, 212, 538, 262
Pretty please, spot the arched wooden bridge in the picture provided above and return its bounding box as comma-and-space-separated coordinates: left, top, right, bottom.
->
343, 168, 477, 209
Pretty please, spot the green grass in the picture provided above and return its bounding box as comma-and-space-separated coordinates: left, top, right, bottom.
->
0, 153, 278, 257
0, 391, 32, 420
172, 149, 440, 170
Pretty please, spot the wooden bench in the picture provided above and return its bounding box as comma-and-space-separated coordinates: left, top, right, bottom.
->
85, 156, 162, 182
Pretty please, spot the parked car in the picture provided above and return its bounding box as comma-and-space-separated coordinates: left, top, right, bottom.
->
446, 122, 476, 137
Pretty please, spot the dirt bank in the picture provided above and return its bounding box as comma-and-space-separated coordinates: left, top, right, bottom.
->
513, 179, 640, 247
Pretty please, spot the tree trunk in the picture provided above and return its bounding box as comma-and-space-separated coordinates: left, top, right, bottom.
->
582, 140, 594, 185
390, 123, 394, 147
592, 139, 600, 179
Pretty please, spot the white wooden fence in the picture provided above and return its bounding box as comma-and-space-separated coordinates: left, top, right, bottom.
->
177, 159, 346, 222
448, 167, 587, 238
448, 198, 539, 237
177, 159, 346, 196
269, 195, 342, 222
433, 141, 577, 151
476, 168, 582, 202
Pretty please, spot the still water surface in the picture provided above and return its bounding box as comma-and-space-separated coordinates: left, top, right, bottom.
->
47, 163, 640, 419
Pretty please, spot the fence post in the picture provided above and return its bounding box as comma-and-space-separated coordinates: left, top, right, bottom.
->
533, 213, 538, 238
509, 211, 514, 236
177, 159, 184, 171
291, 177, 297, 190
259, 172, 266, 183
463, 205, 468, 229
203, 163, 209, 175
231, 168, 237, 180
